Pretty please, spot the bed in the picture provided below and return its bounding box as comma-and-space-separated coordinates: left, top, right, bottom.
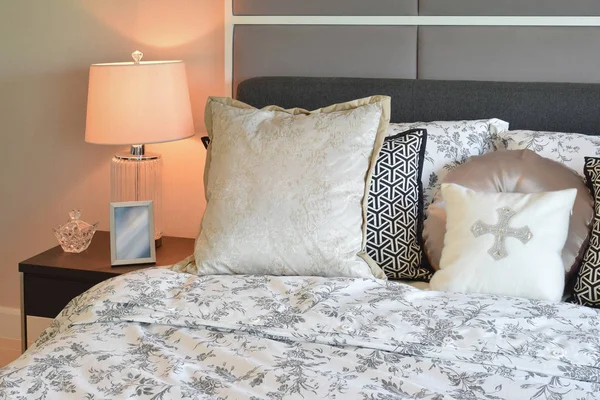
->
2, 77, 600, 399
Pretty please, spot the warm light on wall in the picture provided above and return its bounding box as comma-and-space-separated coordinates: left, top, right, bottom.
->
77, 0, 223, 48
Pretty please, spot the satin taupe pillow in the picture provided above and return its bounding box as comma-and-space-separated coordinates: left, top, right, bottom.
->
423, 149, 593, 280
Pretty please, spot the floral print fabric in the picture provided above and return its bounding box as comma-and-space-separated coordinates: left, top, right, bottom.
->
390, 119, 508, 206
494, 129, 600, 178
2, 268, 600, 399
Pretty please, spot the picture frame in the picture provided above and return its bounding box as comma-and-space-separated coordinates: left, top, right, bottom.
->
110, 200, 156, 266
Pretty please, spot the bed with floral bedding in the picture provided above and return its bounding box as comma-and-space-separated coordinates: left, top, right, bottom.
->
6, 76, 600, 400
2, 267, 599, 399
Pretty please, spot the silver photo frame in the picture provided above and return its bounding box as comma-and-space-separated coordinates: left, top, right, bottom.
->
110, 201, 156, 266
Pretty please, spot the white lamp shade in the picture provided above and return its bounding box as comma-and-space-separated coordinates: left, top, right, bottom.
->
85, 60, 194, 145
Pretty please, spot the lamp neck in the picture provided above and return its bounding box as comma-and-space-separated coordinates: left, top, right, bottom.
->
130, 144, 145, 156
114, 145, 160, 160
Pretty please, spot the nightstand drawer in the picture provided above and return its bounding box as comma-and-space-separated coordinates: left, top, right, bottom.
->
24, 274, 97, 319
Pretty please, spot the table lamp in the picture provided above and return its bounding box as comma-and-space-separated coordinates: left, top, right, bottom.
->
85, 51, 194, 246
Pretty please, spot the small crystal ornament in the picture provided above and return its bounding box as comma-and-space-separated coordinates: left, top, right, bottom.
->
53, 210, 98, 253
131, 50, 143, 64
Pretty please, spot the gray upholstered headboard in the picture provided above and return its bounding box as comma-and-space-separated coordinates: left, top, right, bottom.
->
237, 77, 600, 135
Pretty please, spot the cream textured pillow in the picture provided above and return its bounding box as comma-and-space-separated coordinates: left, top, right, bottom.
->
192, 96, 391, 278
430, 183, 577, 301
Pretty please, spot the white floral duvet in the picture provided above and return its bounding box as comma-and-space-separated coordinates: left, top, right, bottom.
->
2, 268, 600, 399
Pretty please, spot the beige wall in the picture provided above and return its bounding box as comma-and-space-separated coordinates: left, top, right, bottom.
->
0, 0, 224, 309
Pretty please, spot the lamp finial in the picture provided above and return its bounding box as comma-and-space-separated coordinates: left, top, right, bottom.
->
131, 50, 143, 64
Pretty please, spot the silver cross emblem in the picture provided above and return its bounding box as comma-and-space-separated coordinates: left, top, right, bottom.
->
471, 207, 533, 261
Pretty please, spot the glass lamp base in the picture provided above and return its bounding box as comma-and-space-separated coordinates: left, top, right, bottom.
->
110, 154, 163, 245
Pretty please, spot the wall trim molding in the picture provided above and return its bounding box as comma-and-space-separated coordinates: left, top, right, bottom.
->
0, 306, 51, 346
230, 15, 600, 26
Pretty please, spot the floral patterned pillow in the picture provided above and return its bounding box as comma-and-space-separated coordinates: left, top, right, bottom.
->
494, 130, 600, 178
389, 119, 509, 205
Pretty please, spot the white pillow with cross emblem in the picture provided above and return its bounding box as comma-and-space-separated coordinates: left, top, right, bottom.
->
430, 183, 577, 301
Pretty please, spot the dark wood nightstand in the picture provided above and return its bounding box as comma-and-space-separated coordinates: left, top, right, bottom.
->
18, 231, 194, 352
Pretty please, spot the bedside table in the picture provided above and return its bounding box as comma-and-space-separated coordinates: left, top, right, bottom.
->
18, 231, 194, 352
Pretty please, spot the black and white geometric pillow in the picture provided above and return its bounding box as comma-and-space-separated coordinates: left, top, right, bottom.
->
366, 129, 432, 281
574, 157, 600, 308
